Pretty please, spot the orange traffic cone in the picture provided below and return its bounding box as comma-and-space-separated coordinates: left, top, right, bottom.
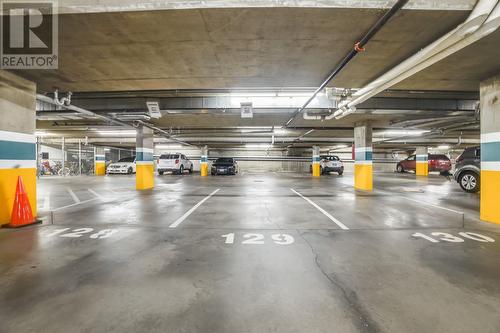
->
5, 176, 41, 228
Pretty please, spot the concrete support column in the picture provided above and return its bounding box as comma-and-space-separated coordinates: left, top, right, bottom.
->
416, 147, 429, 176
354, 123, 373, 191
312, 145, 320, 177
136, 126, 154, 190
200, 145, 208, 177
0, 71, 37, 225
480, 75, 500, 224
94, 147, 106, 176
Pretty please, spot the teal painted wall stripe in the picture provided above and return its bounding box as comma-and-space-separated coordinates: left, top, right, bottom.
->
481, 142, 500, 162
136, 152, 153, 161
355, 151, 372, 161
95, 156, 106, 161
416, 155, 428, 162
0, 140, 36, 160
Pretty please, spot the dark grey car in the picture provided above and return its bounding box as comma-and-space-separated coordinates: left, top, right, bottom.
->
454, 146, 480, 193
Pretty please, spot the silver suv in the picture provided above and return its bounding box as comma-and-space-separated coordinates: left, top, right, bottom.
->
454, 146, 480, 193
310, 155, 344, 175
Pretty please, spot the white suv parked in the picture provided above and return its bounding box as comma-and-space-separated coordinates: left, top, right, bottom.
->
157, 153, 193, 175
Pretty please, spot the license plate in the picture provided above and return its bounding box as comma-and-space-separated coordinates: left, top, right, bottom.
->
218, 169, 225, 172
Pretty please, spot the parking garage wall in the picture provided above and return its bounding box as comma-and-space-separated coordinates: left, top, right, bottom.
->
155, 147, 399, 173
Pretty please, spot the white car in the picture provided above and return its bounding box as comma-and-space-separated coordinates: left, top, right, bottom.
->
310, 155, 344, 175
157, 153, 193, 175
107, 156, 136, 174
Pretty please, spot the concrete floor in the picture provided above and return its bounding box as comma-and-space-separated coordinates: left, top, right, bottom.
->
1, 172, 499, 332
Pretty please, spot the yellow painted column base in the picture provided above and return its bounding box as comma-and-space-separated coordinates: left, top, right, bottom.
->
201, 163, 208, 177
416, 162, 429, 176
95, 162, 106, 176
312, 164, 321, 177
0, 168, 37, 226
480, 170, 500, 224
354, 164, 373, 191
136, 164, 154, 190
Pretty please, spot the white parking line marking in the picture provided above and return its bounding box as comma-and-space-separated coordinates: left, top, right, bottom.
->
66, 187, 81, 203
169, 188, 220, 228
402, 196, 464, 215
88, 189, 104, 200
51, 198, 99, 212
291, 188, 349, 230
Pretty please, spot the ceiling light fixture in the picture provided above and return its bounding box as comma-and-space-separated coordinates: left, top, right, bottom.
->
381, 130, 429, 137
97, 130, 137, 136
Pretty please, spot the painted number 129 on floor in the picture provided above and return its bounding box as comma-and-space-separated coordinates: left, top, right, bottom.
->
221, 233, 295, 245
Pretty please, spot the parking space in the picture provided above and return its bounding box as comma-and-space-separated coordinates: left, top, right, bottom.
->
3, 0, 500, 331
0, 174, 500, 332
2, 172, 499, 332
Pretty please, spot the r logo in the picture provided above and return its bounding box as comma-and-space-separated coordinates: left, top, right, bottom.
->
1, 1, 58, 69
9, 7, 48, 49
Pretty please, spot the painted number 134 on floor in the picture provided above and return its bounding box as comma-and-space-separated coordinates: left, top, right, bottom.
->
221, 233, 294, 245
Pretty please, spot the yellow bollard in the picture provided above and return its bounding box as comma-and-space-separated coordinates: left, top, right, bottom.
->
201, 162, 208, 177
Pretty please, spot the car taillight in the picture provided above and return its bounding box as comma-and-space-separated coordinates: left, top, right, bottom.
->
175, 159, 179, 164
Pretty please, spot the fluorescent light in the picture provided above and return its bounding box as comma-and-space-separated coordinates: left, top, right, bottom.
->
230, 92, 276, 97
104, 148, 111, 152
97, 130, 137, 136
276, 92, 315, 97
155, 144, 183, 149
381, 130, 429, 136
34, 131, 47, 136
273, 128, 287, 135
245, 144, 270, 148
437, 145, 450, 150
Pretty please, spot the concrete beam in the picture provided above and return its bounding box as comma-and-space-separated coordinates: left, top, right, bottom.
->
56, 0, 475, 14
58, 96, 477, 114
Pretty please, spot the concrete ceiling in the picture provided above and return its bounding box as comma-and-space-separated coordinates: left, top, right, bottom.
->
16, 6, 493, 93
53, 0, 476, 13
25, 2, 493, 150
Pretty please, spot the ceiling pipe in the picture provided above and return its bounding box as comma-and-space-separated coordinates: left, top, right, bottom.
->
389, 115, 472, 128
134, 120, 197, 147
334, 0, 500, 120
53, 90, 72, 106
283, 0, 409, 127
37, 94, 194, 147
37, 94, 129, 127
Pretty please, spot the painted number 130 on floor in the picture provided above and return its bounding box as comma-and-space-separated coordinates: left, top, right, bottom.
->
221, 233, 295, 245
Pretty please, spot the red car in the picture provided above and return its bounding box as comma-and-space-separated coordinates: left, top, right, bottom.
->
396, 154, 452, 174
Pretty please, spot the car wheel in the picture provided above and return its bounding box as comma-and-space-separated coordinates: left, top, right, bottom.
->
127, 167, 133, 174
211, 172, 216, 176
158, 171, 164, 175
396, 164, 404, 173
179, 165, 184, 175
459, 171, 479, 193
189, 165, 193, 174
338, 170, 343, 176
